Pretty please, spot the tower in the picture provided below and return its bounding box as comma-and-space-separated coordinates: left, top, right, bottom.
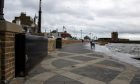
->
111, 32, 118, 42
38, 0, 42, 33
34, 14, 37, 24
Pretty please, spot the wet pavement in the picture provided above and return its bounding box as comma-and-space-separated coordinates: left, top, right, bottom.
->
11, 43, 140, 84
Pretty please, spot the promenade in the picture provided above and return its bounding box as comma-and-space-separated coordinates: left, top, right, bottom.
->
12, 43, 140, 84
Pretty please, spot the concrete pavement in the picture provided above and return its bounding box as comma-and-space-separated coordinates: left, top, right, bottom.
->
11, 43, 140, 84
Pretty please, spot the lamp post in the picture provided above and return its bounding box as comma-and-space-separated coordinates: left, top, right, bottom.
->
80, 30, 83, 39
94, 36, 98, 40
38, 0, 42, 33
0, 0, 4, 20
89, 33, 91, 39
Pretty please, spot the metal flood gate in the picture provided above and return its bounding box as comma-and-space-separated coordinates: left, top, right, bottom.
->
15, 34, 48, 77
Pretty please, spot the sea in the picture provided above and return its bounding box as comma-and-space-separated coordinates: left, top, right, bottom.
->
85, 43, 140, 68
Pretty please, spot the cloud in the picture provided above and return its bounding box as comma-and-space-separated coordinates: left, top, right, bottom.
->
4, 0, 140, 40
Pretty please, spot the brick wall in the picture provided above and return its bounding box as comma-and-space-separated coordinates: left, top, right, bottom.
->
0, 32, 15, 84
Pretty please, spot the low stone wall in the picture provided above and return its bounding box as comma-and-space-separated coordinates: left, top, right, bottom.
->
62, 40, 82, 45
48, 40, 82, 52
48, 39, 56, 52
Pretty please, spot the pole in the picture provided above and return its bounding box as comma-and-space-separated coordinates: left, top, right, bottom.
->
89, 33, 91, 39
80, 30, 82, 39
38, 0, 42, 33
94, 36, 97, 40
0, 0, 4, 20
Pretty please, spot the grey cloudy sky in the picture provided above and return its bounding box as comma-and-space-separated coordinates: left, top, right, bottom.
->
4, 0, 140, 40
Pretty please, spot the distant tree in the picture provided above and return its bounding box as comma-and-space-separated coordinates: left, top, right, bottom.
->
84, 36, 90, 40
72, 37, 78, 40
51, 30, 57, 33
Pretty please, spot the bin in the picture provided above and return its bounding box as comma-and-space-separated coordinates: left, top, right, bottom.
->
56, 38, 62, 49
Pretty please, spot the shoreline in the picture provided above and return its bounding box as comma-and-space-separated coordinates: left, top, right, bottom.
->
84, 43, 140, 69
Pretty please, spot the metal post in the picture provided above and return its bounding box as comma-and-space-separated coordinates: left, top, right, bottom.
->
94, 36, 97, 40
80, 30, 82, 39
0, 0, 4, 20
89, 33, 91, 39
138, 48, 140, 57
38, 0, 42, 33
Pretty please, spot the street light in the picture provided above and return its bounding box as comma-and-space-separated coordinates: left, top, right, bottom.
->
89, 33, 92, 39
89, 33, 94, 40
38, 0, 42, 33
0, 0, 4, 20
80, 30, 82, 39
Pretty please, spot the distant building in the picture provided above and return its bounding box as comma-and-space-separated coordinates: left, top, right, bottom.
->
12, 12, 38, 33
47, 30, 72, 39
61, 31, 72, 39
98, 38, 111, 42
98, 32, 129, 44
111, 32, 118, 42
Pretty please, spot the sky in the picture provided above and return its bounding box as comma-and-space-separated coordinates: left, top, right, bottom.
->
4, 0, 140, 40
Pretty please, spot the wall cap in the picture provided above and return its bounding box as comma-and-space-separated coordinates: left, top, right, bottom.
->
0, 20, 22, 33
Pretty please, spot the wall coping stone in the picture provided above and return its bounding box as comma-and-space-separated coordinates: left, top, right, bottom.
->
0, 20, 22, 33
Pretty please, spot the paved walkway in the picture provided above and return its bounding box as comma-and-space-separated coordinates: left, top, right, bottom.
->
13, 43, 140, 84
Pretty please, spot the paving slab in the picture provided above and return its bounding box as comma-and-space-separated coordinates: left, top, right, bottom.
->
28, 65, 49, 77
130, 74, 140, 84
70, 56, 97, 62
57, 53, 73, 57
71, 65, 121, 83
44, 75, 83, 84
87, 53, 104, 58
52, 59, 79, 68
96, 60, 125, 69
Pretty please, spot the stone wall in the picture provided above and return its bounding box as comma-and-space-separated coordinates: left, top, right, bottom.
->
48, 39, 56, 52
0, 21, 22, 84
62, 40, 82, 45
48, 40, 82, 53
